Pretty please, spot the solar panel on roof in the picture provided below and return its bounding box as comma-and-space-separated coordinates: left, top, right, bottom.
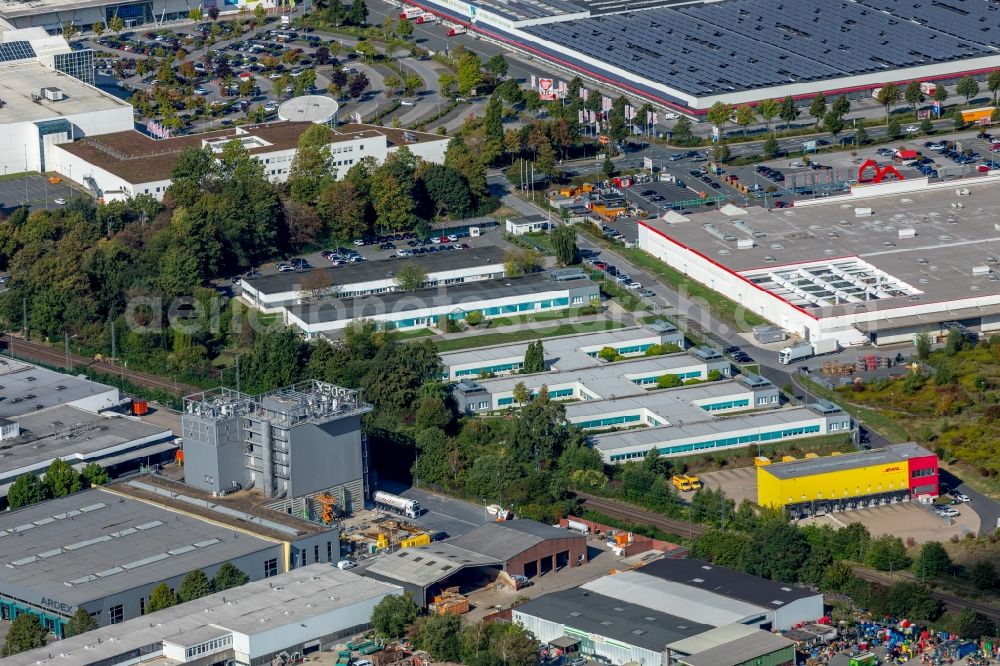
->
0, 41, 35, 63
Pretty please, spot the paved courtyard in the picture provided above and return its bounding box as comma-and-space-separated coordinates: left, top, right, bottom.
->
699, 466, 758, 505
801, 501, 980, 543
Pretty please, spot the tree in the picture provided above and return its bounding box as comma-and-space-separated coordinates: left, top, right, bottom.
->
551, 225, 579, 266
956, 76, 979, 106
734, 104, 756, 136
523, 340, 545, 373
461, 622, 539, 666
970, 560, 998, 589
188, 7, 202, 21
396, 17, 413, 39
672, 115, 696, 144
779, 95, 798, 130
656, 374, 682, 389
763, 133, 779, 158
831, 95, 851, 119
383, 74, 401, 96
253, 3, 265, 22
866, 534, 911, 571
146, 582, 178, 613
92, 22, 104, 37
44, 458, 81, 498
876, 83, 901, 122
109, 15, 124, 34
483, 94, 504, 145
393, 262, 428, 292
945, 326, 965, 355
758, 98, 780, 131
349, 72, 369, 98
809, 93, 827, 125
503, 247, 542, 276
953, 608, 995, 641
8, 473, 46, 509
438, 73, 456, 98
598, 346, 621, 362
62, 21, 78, 41
81, 462, 108, 487
2, 614, 47, 656
602, 156, 615, 177
371, 592, 418, 641
346, 0, 368, 26
905, 81, 923, 113
213, 562, 250, 591
456, 52, 483, 95
928, 85, 947, 114
706, 101, 732, 135
289, 124, 334, 205
179, 569, 213, 602
989, 70, 1000, 105
485, 54, 508, 79
318, 180, 367, 241
920, 117, 934, 134
823, 110, 844, 137
412, 614, 462, 661
403, 74, 422, 96
65, 608, 98, 637
326, 0, 347, 25
207, 5, 219, 19
913, 541, 951, 579
512, 381, 531, 406
743, 520, 811, 583
711, 140, 730, 163
820, 560, 855, 592
886, 116, 901, 139
915, 331, 931, 359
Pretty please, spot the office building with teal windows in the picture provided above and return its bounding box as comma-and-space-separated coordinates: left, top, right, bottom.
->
452, 350, 732, 414
284, 273, 599, 337
439, 320, 685, 381
593, 402, 854, 463
564, 374, 780, 431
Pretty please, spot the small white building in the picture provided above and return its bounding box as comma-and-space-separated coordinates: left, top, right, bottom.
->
506, 215, 550, 235
49, 121, 450, 202
3, 564, 403, 666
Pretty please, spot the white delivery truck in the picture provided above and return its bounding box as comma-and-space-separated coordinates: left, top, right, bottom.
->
777, 339, 840, 364
416, 11, 437, 23
399, 6, 423, 18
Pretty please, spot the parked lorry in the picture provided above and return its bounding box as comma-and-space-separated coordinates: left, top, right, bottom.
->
447, 24, 467, 35
416, 11, 436, 23
777, 339, 839, 364
373, 490, 422, 518
399, 6, 422, 18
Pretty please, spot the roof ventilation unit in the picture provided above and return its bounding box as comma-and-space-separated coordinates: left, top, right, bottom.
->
40, 87, 64, 101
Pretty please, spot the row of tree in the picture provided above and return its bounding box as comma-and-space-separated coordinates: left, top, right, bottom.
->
7, 459, 108, 509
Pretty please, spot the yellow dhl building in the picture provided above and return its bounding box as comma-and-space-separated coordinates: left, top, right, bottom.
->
757, 443, 938, 516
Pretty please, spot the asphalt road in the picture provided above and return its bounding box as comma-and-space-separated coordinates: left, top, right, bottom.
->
377, 479, 488, 538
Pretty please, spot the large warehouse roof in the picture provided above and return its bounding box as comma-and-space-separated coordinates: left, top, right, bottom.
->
516, 587, 712, 651
0, 358, 119, 419
522, 0, 1000, 99
763, 442, 934, 480
0, 489, 274, 607
679, 629, 794, 666
4, 565, 401, 666
364, 543, 502, 587
448, 520, 584, 561
639, 182, 1000, 318
582, 571, 768, 627
639, 557, 817, 606
0, 405, 172, 479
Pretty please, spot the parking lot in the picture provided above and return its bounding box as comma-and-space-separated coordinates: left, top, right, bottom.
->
805, 501, 980, 544
0, 174, 86, 215
245, 223, 510, 278
699, 466, 759, 505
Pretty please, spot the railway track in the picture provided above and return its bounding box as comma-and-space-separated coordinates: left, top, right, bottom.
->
850, 566, 1000, 621
574, 492, 708, 540
1, 335, 199, 397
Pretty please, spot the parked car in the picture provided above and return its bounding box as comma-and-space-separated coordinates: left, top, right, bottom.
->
904, 125, 919, 133
277, 263, 294, 272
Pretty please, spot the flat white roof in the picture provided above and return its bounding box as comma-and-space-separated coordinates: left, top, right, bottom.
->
4, 565, 402, 666
640, 182, 1000, 319
0, 61, 128, 122
582, 571, 768, 627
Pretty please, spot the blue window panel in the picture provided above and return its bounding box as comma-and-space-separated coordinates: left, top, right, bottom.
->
498, 397, 514, 406
553, 297, 570, 307
518, 302, 533, 311
549, 388, 574, 398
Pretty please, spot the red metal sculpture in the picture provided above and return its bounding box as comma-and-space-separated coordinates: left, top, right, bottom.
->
858, 159, 904, 184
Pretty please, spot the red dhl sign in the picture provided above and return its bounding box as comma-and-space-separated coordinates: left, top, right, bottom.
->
884, 466, 901, 473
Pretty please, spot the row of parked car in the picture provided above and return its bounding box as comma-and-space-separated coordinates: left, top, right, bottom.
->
754, 164, 785, 183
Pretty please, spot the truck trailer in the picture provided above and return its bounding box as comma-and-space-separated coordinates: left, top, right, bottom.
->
373, 490, 422, 518
416, 12, 437, 23
447, 24, 467, 36
399, 6, 423, 18
777, 339, 840, 364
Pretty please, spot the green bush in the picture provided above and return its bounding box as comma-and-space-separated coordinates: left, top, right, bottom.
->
464, 311, 484, 326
